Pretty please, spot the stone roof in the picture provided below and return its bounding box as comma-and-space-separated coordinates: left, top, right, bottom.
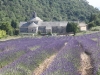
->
19, 21, 69, 28
39, 22, 68, 26
19, 12, 81, 29
30, 17, 43, 22
19, 22, 27, 28
28, 22, 37, 28
19, 21, 86, 28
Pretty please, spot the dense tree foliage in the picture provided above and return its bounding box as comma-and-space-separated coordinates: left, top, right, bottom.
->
0, 22, 13, 35
66, 22, 79, 35
0, 0, 100, 36
88, 13, 100, 29
88, 21, 96, 29
11, 20, 18, 29
0, 0, 100, 23
0, 21, 19, 36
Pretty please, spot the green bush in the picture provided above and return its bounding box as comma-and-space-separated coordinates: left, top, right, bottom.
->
91, 28, 100, 31
38, 31, 41, 35
0, 30, 6, 38
14, 29, 19, 35
88, 21, 96, 29
47, 32, 52, 35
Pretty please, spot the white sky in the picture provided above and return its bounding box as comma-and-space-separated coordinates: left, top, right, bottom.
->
87, 0, 100, 9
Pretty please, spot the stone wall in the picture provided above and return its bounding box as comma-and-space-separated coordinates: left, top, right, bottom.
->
38, 26, 46, 33
52, 26, 66, 34
20, 28, 28, 33
28, 27, 36, 33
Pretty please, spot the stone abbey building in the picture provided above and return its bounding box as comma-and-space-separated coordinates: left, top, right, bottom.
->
19, 12, 87, 34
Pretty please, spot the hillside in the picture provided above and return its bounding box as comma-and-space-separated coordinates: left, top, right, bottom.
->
0, 0, 100, 23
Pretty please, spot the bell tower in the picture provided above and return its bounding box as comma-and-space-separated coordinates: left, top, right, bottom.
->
32, 11, 37, 18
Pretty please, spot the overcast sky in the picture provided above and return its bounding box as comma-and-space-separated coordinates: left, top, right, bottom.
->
87, 0, 100, 9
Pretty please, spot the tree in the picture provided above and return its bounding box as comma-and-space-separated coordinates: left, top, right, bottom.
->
0, 22, 13, 35
94, 19, 100, 26
88, 21, 96, 29
11, 20, 18, 29
0, 0, 99, 23
14, 29, 19, 35
89, 13, 98, 22
66, 22, 79, 35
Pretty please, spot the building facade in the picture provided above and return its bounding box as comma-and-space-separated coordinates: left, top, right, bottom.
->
19, 12, 87, 35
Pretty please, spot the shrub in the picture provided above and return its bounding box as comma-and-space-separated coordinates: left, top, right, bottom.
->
88, 21, 96, 29
0, 30, 6, 38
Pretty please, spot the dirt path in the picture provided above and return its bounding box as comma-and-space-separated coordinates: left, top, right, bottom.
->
33, 54, 57, 75
32, 44, 66, 75
80, 52, 93, 75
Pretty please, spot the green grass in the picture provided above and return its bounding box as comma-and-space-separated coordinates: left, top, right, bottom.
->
76, 30, 100, 36
0, 36, 21, 41
90, 26, 100, 31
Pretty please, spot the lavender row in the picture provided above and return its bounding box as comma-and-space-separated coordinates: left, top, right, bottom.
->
0, 37, 58, 71
41, 35, 100, 75
41, 39, 82, 75
76, 36, 100, 74
0, 36, 69, 75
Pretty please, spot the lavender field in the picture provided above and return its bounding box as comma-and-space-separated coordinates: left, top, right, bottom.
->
0, 32, 100, 75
